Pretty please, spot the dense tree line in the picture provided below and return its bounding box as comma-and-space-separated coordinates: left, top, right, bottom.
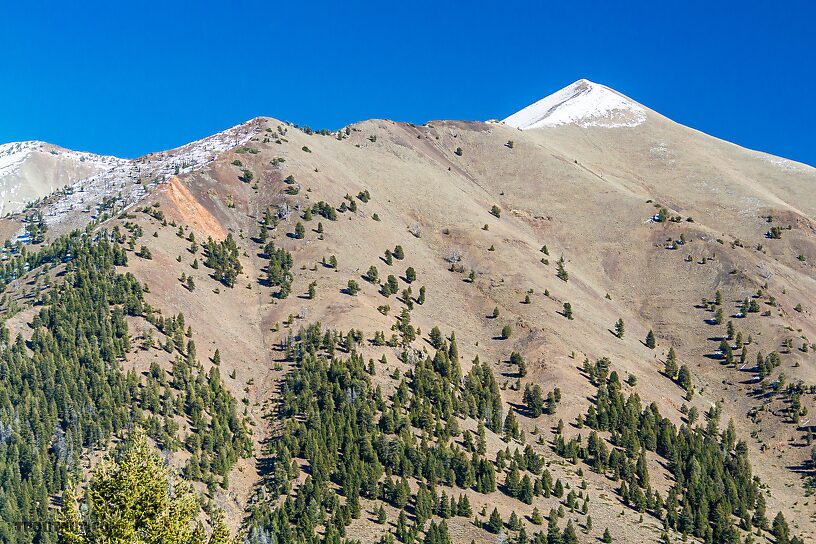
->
0, 231, 249, 543
575, 359, 802, 543
245, 323, 518, 544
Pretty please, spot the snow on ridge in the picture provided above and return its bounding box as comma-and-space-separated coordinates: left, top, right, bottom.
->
41, 120, 261, 226
0, 140, 126, 179
0, 141, 42, 177
503, 79, 646, 130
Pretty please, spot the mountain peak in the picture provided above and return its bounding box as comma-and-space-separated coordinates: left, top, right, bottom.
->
503, 79, 647, 130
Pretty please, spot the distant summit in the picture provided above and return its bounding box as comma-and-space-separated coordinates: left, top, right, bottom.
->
503, 79, 647, 129
0, 141, 123, 216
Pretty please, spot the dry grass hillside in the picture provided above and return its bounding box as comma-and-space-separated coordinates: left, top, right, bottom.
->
2, 92, 814, 543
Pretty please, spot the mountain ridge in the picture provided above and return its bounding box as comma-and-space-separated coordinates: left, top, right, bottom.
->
0, 83, 814, 543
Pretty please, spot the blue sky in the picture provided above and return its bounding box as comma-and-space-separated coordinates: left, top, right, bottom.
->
1, 1, 814, 165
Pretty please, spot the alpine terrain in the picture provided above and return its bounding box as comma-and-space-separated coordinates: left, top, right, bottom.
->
0, 79, 814, 544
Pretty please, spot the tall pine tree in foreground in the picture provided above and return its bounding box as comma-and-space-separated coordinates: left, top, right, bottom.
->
59, 427, 235, 544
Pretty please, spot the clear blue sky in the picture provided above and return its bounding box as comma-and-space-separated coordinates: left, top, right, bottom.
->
1, 1, 814, 165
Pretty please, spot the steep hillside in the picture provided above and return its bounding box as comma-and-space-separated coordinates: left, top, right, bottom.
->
0, 81, 814, 544
0, 141, 124, 216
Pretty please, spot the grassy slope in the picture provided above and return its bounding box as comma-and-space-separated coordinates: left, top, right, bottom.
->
4, 113, 814, 540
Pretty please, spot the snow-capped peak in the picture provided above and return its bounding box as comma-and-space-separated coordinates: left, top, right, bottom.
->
0, 141, 43, 177
503, 79, 647, 130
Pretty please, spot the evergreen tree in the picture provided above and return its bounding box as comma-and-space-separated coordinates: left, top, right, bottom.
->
487, 508, 503, 533
645, 330, 656, 349
614, 318, 625, 339
59, 427, 235, 544
556, 257, 568, 282
664, 347, 679, 379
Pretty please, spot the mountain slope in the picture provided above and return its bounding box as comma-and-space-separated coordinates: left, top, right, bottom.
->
0, 141, 124, 216
503, 79, 647, 129
0, 82, 814, 544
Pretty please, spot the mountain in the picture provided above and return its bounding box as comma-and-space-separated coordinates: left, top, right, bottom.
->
0, 140, 124, 216
503, 79, 647, 129
0, 81, 814, 544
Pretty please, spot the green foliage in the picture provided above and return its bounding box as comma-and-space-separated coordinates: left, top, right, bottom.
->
0, 232, 249, 542
364, 265, 379, 283
486, 508, 503, 533
204, 234, 242, 287
245, 324, 508, 542
664, 347, 679, 379
645, 330, 656, 349
393, 245, 405, 260
614, 318, 625, 339
583, 367, 764, 541
264, 241, 293, 298
556, 257, 568, 282
59, 427, 236, 544
137, 244, 152, 259
311, 201, 338, 221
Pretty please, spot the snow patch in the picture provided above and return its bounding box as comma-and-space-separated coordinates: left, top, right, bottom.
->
759, 155, 809, 173
40, 120, 260, 226
503, 79, 646, 130
0, 141, 40, 176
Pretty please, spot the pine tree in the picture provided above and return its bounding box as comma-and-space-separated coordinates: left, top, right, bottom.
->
505, 463, 521, 497
645, 330, 656, 349
562, 520, 578, 544
487, 508, 503, 533
772, 512, 790, 544
457, 494, 472, 517
556, 257, 568, 282
664, 347, 679, 378
676, 364, 692, 392
59, 427, 233, 543
614, 318, 625, 339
